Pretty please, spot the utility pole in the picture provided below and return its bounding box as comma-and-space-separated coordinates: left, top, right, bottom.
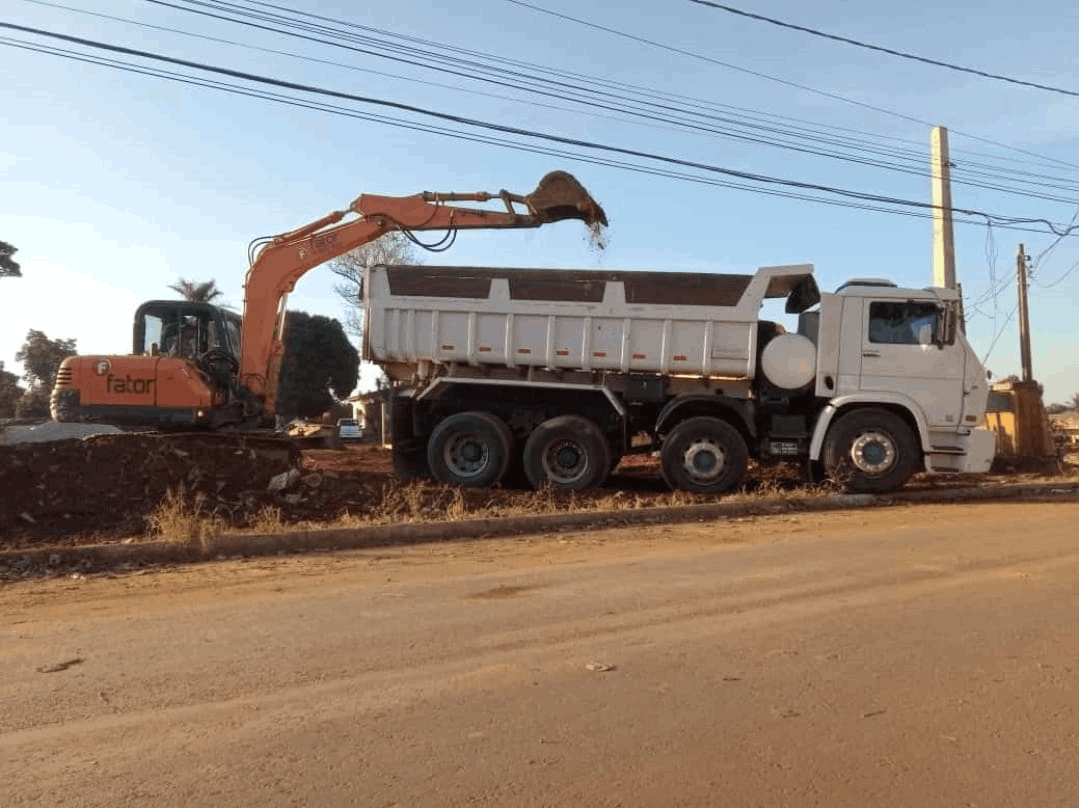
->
1016, 243, 1033, 383
930, 126, 957, 289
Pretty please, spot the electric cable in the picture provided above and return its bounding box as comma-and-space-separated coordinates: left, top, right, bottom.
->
23, 0, 1079, 200
687, 1, 1079, 99
4, 22, 1077, 239
499, 0, 1079, 172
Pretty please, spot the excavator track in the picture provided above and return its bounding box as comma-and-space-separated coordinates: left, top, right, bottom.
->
0, 432, 301, 540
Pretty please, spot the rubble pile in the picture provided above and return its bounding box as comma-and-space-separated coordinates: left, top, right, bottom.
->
0, 433, 303, 544
5, 436, 1075, 551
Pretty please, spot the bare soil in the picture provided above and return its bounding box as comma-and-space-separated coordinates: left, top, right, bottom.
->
3, 501, 1078, 807
3, 436, 1077, 551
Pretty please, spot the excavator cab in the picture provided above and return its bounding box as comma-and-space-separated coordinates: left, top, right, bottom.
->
133, 301, 241, 360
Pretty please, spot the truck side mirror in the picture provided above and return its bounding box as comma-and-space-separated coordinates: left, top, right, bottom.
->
936, 305, 956, 348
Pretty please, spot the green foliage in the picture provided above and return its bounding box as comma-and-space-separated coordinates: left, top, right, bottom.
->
276, 311, 359, 423
168, 277, 224, 303
15, 329, 77, 389
0, 241, 20, 278
14, 386, 51, 419
11, 330, 77, 419
0, 361, 26, 418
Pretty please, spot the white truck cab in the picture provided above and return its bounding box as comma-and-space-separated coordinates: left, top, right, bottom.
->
804, 280, 994, 476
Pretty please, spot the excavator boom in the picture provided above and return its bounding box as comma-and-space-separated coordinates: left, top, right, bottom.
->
240, 171, 607, 416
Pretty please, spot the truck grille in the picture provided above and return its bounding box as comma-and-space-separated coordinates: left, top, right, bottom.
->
54, 367, 73, 387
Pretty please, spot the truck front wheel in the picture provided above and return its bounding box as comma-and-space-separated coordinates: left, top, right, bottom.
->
427, 411, 512, 487
660, 416, 748, 494
523, 415, 611, 491
822, 408, 920, 493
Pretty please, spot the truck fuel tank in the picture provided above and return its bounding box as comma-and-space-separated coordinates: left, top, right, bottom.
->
760, 333, 817, 390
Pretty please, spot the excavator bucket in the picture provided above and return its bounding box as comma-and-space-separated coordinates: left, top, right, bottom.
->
523, 171, 608, 228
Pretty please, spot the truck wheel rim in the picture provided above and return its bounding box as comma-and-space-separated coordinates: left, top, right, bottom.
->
850, 431, 895, 474
542, 439, 588, 484
682, 439, 726, 483
445, 433, 489, 478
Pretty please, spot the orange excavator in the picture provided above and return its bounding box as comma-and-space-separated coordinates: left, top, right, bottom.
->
50, 171, 606, 431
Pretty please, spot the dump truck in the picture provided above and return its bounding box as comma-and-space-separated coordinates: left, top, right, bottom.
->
366, 264, 996, 493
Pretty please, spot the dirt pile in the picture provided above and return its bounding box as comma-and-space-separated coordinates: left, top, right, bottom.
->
0, 433, 301, 545
4, 439, 1076, 552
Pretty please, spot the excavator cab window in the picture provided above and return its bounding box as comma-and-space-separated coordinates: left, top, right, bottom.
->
160, 316, 202, 358
134, 301, 239, 360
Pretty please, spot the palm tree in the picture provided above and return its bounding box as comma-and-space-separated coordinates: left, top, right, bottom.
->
168, 277, 224, 303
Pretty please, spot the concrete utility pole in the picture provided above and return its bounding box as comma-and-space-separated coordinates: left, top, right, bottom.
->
1016, 243, 1033, 383
930, 126, 957, 289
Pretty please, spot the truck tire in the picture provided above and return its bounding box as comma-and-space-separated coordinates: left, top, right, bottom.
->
523, 415, 611, 491
660, 416, 748, 494
426, 411, 512, 488
822, 407, 920, 493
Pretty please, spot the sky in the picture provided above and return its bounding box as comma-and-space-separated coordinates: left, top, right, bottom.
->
2, 0, 1078, 402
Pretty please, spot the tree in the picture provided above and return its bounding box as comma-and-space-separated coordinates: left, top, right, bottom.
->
15, 329, 77, 389
0, 361, 26, 418
168, 277, 224, 303
1071, 392, 1079, 412
276, 311, 359, 423
13, 330, 77, 419
0, 240, 21, 278
328, 231, 417, 338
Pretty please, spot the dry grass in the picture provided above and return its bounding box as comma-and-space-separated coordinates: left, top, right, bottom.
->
250, 505, 284, 534
146, 456, 1057, 543
146, 488, 225, 548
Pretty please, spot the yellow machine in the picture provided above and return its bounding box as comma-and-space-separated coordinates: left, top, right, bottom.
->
981, 379, 1059, 471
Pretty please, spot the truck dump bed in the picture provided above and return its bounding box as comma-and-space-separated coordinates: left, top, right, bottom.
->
364, 264, 816, 379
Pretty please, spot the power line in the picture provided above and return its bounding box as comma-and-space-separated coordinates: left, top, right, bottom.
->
500, 0, 1079, 172
40, 0, 1079, 204
29, 0, 1079, 201
0, 33, 953, 223
981, 304, 1018, 365
3, 21, 1078, 239
688, 1, 1079, 99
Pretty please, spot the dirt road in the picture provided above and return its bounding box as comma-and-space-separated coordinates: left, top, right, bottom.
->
3, 502, 1078, 807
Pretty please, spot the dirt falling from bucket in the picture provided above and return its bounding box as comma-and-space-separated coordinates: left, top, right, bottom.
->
587, 219, 609, 252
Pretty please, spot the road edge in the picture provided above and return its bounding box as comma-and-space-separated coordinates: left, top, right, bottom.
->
3, 480, 1079, 575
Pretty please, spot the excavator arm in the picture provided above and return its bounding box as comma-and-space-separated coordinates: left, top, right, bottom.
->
238, 171, 607, 418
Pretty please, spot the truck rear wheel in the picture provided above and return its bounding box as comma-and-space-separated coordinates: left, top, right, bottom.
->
660, 416, 748, 494
426, 411, 512, 488
822, 408, 920, 493
523, 415, 611, 491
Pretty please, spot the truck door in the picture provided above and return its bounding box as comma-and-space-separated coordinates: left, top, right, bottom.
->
858, 299, 964, 428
